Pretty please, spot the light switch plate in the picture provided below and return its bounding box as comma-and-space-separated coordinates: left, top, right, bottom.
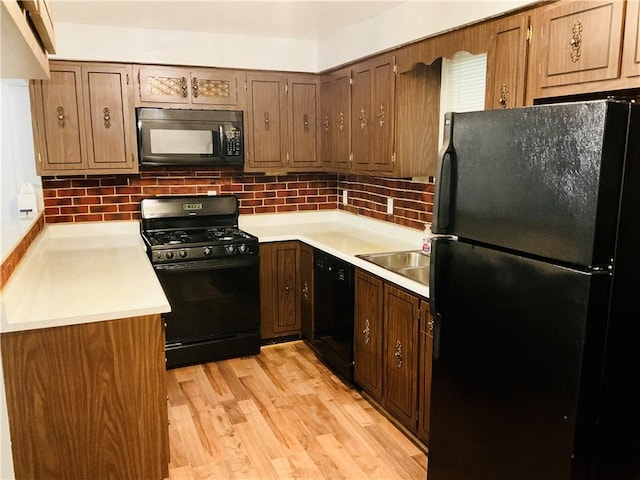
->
387, 197, 393, 215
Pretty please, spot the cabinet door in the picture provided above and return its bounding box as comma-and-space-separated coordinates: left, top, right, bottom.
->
260, 242, 301, 339
246, 73, 288, 171
351, 62, 373, 171
622, 0, 640, 79
137, 66, 191, 104
539, 1, 625, 88
289, 76, 319, 169
485, 14, 530, 110
300, 243, 314, 341
31, 65, 87, 173
383, 284, 419, 430
354, 270, 384, 400
83, 64, 136, 171
331, 68, 352, 171
190, 68, 244, 108
417, 299, 434, 444
319, 75, 334, 169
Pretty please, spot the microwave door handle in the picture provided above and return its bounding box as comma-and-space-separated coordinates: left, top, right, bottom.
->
218, 125, 225, 158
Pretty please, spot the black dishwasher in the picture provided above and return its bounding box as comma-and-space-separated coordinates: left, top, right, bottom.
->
311, 249, 354, 381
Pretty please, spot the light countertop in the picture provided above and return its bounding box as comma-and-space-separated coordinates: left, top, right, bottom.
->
239, 210, 429, 299
0, 221, 170, 333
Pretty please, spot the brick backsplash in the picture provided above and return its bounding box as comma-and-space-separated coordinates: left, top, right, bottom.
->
42, 167, 434, 231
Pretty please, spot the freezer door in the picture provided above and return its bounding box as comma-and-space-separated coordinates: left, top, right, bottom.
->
428, 239, 611, 480
432, 100, 631, 267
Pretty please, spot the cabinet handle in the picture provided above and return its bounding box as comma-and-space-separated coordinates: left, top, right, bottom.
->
570, 21, 583, 63
57, 106, 65, 128
284, 280, 290, 297
180, 76, 188, 97
359, 107, 366, 130
103, 107, 111, 128
303, 114, 309, 132
378, 104, 385, 127
337, 111, 345, 131
362, 319, 371, 345
395, 340, 403, 368
323, 114, 330, 133
428, 318, 434, 332
192, 77, 199, 98
37, 153, 42, 163
302, 281, 309, 301
498, 84, 508, 109
264, 112, 270, 131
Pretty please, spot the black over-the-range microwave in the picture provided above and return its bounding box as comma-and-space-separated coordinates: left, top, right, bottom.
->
136, 107, 244, 167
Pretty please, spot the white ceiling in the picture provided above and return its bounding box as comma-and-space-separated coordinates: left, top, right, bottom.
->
51, 1, 406, 40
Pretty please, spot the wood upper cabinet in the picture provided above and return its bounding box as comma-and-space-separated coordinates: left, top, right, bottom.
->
136, 65, 244, 109
417, 299, 434, 444
30, 61, 137, 175
354, 269, 384, 400
485, 14, 531, 110
1, 314, 169, 480
245, 72, 319, 172
320, 68, 351, 170
260, 242, 302, 340
350, 55, 396, 174
383, 283, 420, 431
530, 0, 637, 99
622, 0, 640, 79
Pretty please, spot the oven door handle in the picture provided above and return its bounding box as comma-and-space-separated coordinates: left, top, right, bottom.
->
155, 257, 257, 272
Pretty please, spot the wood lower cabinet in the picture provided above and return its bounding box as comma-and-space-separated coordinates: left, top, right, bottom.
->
354, 270, 384, 398
383, 283, 420, 430
417, 299, 434, 444
354, 269, 428, 435
260, 241, 302, 340
1, 314, 169, 480
136, 65, 244, 109
30, 61, 137, 175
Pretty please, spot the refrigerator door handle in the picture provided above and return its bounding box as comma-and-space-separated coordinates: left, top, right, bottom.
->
433, 112, 455, 233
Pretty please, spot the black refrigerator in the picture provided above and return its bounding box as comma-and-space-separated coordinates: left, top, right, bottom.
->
428, 100, 640, 480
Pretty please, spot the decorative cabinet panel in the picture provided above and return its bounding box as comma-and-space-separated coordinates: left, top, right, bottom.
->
260, 242, 301, 340
320, 68, 351, 170
485, 14, 531, 110
1, 314, 169, 480
350, 55, 396, 174
383, 283, 420, 431
417, 299, 434, 444
530, 0, 638, 99
30, 61, 137, 175
245, 73, 319, 172
300, 243, 314, 341
136, 65, 244, 108
354, 270, 384, 399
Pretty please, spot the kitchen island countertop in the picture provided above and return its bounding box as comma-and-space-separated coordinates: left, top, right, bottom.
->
0, 221, 170, 333
240, 210, 429, 299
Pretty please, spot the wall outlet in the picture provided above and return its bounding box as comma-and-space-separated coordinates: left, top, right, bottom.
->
387, 197, 394, 215
343, 190, 348, 205
207, 190, 217, 196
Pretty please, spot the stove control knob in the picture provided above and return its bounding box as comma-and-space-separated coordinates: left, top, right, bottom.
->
203, 247, 212, 256
165, 251, 174, 260
238, 244, 248, 254
179, 249, 188, 258
225, 244, 236, 255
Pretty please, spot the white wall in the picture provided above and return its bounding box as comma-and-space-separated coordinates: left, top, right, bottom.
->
52, 23, 319, 72
317, 0, 535, 70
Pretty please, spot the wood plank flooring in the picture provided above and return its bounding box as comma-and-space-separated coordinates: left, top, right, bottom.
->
166, 340, 427, 479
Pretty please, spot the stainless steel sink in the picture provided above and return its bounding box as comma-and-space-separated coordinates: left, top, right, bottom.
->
357, 250, 430, 286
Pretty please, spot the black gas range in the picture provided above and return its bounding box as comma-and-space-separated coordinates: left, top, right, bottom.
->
141, 195, 261, 368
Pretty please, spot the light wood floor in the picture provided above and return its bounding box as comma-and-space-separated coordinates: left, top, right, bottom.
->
166, 340, 427, 479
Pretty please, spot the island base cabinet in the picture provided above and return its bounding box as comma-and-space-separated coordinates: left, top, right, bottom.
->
1, 314, 169, 480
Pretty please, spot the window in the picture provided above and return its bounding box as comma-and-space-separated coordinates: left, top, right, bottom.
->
439, 51, 487, 147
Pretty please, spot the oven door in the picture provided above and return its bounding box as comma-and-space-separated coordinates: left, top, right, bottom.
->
154, 256, 260, 368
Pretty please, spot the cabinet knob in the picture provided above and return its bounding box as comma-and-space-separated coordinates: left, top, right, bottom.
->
303, 114, 309, 132
180, 76, 188, 98
103, 107, 111, 128
378, 104, 385, 127
394, 340, 403, 368
362, 319, 371, 345
264, 112, 270, 131
359, 107, 366, 130
570, 21, 583, 63
56, 106, 65, 128
498, 84, 508, 109
192, 77, 199, 98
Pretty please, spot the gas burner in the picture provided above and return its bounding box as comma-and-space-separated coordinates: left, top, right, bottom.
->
152, 230, 193, 245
